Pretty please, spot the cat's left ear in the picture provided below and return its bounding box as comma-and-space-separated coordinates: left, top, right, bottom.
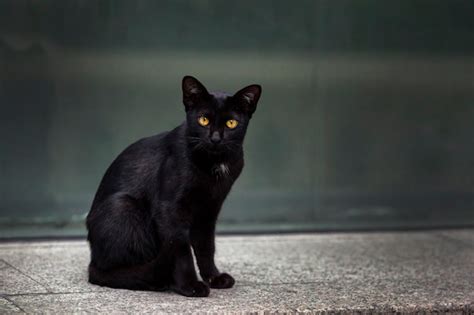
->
182, 75, 210, 111
233, 84, 262, 118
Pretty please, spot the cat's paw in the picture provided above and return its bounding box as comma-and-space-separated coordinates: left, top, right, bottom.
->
208, 273, 235, 289
172, 281, 210, 297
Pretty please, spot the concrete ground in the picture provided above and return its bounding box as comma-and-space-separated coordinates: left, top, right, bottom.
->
1, 230, 473, 314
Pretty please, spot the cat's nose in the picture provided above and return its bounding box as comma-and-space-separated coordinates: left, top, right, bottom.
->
210, 131, 221, 144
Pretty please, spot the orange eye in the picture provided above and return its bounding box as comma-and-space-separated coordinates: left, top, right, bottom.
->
226, 119, 238, 129
198, 116, 209, 126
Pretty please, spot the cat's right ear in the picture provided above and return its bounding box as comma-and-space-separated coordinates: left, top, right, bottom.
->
182, 76, 209, 111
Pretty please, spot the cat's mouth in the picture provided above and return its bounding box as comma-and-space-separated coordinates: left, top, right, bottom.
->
205, 143, 226, 153
203, 142, 238, 155
188, 137, 238, 155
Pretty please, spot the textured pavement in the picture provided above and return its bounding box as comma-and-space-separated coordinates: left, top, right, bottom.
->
1, 230, 473, 314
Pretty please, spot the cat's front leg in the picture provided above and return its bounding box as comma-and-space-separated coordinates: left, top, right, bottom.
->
159, 228, 210, 297
191, 223, 235, 289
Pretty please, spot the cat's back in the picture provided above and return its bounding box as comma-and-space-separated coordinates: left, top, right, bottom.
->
91, 128, 180, 205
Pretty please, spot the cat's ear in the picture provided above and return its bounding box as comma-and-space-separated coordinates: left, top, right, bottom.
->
182, 75, 209, 110
233, 84, 262, 117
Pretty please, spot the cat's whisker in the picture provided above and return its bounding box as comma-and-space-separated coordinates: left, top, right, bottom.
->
221, 142, 240, 153
193, 142, 204, 151
187, 136, 202, 141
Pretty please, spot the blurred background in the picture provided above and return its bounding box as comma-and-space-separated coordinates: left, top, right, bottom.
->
1, 0, 473, 238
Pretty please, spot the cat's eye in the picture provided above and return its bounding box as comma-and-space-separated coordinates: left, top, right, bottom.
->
198, 116, 210, 127
226, 119, 238, 129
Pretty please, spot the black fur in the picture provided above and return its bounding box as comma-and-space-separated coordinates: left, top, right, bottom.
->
86, 76, 261, 297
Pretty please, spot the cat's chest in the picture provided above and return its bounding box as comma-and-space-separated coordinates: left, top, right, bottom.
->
197, 163, 235, 188
190, 162, 240, 196
211, 163, 232, 178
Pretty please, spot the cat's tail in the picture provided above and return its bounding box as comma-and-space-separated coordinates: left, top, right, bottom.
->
88, 262, 168, 291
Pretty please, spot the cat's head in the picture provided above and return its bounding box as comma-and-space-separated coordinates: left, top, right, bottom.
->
182, 75, 261, 155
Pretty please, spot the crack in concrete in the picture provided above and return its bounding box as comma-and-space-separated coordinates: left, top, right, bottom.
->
0, 259, 53, 294
1, 295, 26, 313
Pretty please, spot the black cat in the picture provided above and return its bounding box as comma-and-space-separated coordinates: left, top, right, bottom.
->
86, 76, 261, 297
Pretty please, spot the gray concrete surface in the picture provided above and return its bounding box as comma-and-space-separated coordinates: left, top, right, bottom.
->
0, 230, 473, 314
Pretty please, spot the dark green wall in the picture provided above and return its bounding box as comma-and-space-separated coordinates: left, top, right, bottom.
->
1, 1, 473, 237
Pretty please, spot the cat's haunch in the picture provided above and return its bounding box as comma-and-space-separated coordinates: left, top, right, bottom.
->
86, 76, 261, 297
